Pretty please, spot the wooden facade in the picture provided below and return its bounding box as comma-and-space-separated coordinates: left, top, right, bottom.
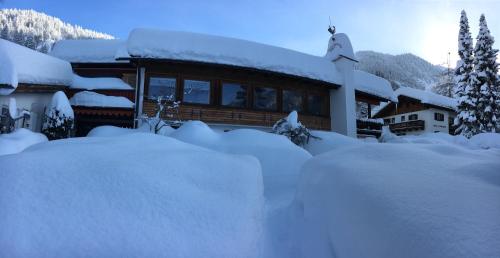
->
138, 60, 335, 130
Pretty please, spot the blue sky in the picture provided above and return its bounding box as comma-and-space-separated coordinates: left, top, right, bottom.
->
2, 0, 499, 65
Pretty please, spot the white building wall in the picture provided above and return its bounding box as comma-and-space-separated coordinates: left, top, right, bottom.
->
0, 93, 53, 132
382, 108, 455, 135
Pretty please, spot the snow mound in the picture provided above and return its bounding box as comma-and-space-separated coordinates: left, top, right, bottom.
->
305, 130, 360, 155
87, 124, 175, 137
0, 134, 264, 257
0, 38, 73, 93
296, 142, 500, 258
50, 39, 127, 63
70, 91, 134, 108
470, 133, 500, 149
124, 28, 343, 86
170, 121, 312, 207
324, 33, 356, 62
0, 128, 48, 155
71, 74, 133, 90
395, 86, 457, 110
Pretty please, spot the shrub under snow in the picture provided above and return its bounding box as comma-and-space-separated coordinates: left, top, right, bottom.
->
42, 91, 74, 140
271, 111, 318, 147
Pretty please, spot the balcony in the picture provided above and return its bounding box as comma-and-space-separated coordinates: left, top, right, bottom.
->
389, 120, 425, 132
356, 118, 383, 138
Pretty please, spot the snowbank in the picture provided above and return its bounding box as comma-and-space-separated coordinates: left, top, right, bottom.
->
124, 28, 344, 86
50, 39, 127, 63
305, 130, 360, 155
70, 91, 134, 108
469, 133, 500, 149
0, 128, 48, 155
295, 142, 500, 258
87, 124, 175, 137
395, 86, 457, 110
0, 39, 73, 94
170, 121, 312, 207
71, 74, 133, 90
0, 133, 264, 257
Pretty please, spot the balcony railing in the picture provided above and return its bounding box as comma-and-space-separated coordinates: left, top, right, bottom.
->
356, 118, 383, 138
389, 120, 425, 132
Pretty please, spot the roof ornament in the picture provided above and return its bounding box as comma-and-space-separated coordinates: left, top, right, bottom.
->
328, 16, 336, 37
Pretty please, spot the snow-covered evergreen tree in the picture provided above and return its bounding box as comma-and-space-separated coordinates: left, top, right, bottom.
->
0, 9, 113, 53
454, 10, 479, 137
432, 65, 456, 98
471, 14, 498, 133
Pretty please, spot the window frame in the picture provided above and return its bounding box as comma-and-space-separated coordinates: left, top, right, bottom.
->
145, 74, 179, 101
282, 88, 305, 113
220, 81, 249, 109
434, 112, 444, 121
408, 114, 418, 121
252, 85, 279, 111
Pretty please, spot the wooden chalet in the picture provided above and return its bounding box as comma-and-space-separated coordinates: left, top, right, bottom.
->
2, 29, 396, 138
373, 87, 457, 135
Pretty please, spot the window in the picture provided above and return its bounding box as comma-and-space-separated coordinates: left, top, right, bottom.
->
253, 86, 277, 110
409, 114, 418, 120
308, 94, 326, 116
183, 79, 210, 104
391, 117, 395, 124
401, 115, 406, 122
283, 90, 303, 113
384, 119, 390, 125
222, 83, 247, 108
434, 112, 444, 121
148, 77, 176, 100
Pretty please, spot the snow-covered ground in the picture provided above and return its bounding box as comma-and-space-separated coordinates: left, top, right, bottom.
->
0, 123, 499, 257
0, 128, 47, 155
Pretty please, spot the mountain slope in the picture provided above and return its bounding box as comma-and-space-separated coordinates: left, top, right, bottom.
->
356, 50, 444, 90
0, 9, 113, 53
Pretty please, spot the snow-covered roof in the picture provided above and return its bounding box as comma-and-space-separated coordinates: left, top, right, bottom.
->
120, 28, 344, 86
50, 39, 129, 63
0, 39, 73, 95
395, 87, 457, 110
71, 75, 133, 90
70, 91, 134, 108
354, 70, 397, 102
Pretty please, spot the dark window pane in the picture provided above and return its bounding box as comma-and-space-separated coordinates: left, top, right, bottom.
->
222, 83, 247, 107
283, 90, 303, 113
148, 77, 176, 100
409, 114, 418, 120
253, 87, 277, 110
308, 94, 326, 116
183, 79, 210, 104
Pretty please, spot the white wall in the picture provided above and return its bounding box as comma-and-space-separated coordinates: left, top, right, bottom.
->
0, 93, 53, 132
382, 108, 455, 135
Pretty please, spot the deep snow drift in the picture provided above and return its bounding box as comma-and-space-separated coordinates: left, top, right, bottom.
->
0, 128, 47, 155
0, 133, 264, 257
295, 140, 500, 258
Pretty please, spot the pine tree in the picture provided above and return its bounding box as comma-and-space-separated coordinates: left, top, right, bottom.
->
471, 14, 498, 133
454, 10, 479, 137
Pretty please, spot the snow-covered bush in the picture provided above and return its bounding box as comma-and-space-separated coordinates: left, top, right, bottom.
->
271, 111, 318, 147
140, 95, 181, 134
42, 91, 74, 140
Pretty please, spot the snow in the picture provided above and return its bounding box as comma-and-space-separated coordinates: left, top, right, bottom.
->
71, 74, 133, 90
70, 91, 134, 108
0, 128, 48, 155
50, 39, 127, 63
324, 33, 356, 62
295, 139, 500, 258
305, 130, 361, 155
396, 86, 457, 110
0, 133, 264, 257
124, 28, 344, 86
46, 91, 74, 119
354, 70, 397, 101
0, 38, 73, 94
8, 97, 17, 118
469, 133, 500, 149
